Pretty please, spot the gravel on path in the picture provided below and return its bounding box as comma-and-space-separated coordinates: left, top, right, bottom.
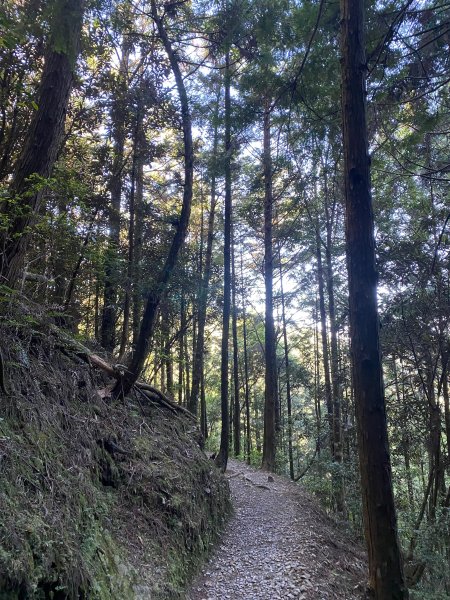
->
187, 459, 366, 600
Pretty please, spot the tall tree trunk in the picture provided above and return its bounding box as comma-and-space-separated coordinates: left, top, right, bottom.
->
442, 354, 450, 471
101, 36, 131, 352
119, 106, 141, 360
254, 387, 262, 454
188, 94, 219, 415
340, 0, 408, 596
278, 247, 294, 480
324, 209, 345, 513
94, 278, 100, 342
393, 355, 414, 509
231, 224, 241, 457
241, 247, 251, 464
132, 110, 145, 348
200, 368, 208, 440
316, 226, 333, 454
262, 99, 278, 472
314, 305, 322, 457
178, 294, 185, 406
0, 0, 84, 289
114, 0, 193, 397
426, 366, 442, 521
64, 208, 98, 312
215, 51, 232, 472
166, 338, 174, 397
184, 327, 191, 402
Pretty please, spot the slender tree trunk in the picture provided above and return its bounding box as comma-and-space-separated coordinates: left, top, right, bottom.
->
229, 387, 234, 452
316, 226, 333, 454
215, 51, 232, 472
64, 208, 98, 311
160, 322, 166, 394
340, 0, 408, 596
241, 248, 251, 464
200, 368, 208, 439
184, 328, 191, 402
188, 94, 219, 415
94, 278, 100, 341
166, 340, 174, 397
231, 224, 241, 457
114, 0, 193, 397
393, 356, 414, 509
119, 110, 141, 360
427, 373, 442, 521
324, 214, 345, 513
0, 0, 84, 288
160, 302, 173, 397
278, 247, 294, 480
314, 306, 322, 457
254, 387, 262, 454
262, 99, 278, 472
178, 293, 185, 406
101, 37, 131, 352
442, 355, 450, 469
132, 111, 145, 348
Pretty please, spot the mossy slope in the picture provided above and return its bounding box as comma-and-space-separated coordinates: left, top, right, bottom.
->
0, 309, 231, 599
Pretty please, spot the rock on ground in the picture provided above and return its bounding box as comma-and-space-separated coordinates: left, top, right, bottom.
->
187, 459, 366, 600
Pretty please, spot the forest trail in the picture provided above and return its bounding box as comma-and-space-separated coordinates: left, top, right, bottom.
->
187, 459, 366, 600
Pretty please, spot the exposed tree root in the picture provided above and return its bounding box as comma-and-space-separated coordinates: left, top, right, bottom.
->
88, 353, 196, 421
47, 326, 196, 422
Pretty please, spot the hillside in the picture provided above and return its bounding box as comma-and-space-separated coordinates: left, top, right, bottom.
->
0, 302, 231, 599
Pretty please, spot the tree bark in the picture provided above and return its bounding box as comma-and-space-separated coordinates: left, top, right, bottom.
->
241, 247, 251, 464
178, 293, 186, 406
231, 223, 241, 457
442, 354, 450, 471
200, 367, 208, 439
316, 226, 333, 454
278, 247, 294, 480
324, 200, 345, 513
132, 109, 145, 348
119, 104, 142, 360
215, 51, 232, 472
188, 93, 219, 415
262, 99, 278, 472
340, 0, 408, 596
0, 0, 84, 289
101, 36, 131, 352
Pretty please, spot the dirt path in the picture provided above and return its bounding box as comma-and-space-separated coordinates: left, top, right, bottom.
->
187, 459, 366, 600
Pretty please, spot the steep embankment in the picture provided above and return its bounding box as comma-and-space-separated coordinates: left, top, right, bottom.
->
0, 301, 231, 599
188, 459, 367, 600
